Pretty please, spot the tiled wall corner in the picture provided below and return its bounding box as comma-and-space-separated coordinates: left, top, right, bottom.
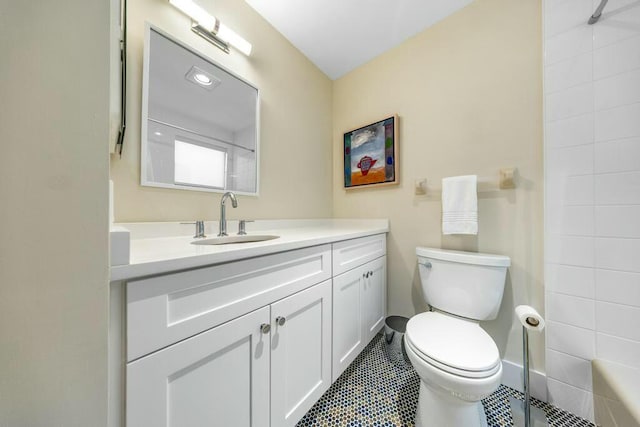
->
544, 0, 640, 421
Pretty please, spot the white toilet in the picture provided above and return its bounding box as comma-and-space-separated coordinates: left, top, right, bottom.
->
405, 247, 510, 427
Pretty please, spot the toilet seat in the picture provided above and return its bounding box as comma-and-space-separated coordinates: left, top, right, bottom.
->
405, 311, 501, 379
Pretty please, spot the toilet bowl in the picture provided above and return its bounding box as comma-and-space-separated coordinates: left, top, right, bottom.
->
408, 247, 510, 427
405, 311, 502, 426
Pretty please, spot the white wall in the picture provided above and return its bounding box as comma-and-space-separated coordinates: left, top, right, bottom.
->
0, 0, 110, 425
334, 0, 544, 373
543, 0, 640, 420
110, 0, 333, 222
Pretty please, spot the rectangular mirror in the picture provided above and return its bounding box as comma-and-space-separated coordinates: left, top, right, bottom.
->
141, 24, 259, 194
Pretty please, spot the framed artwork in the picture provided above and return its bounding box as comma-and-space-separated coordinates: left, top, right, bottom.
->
343, 115, 398, 189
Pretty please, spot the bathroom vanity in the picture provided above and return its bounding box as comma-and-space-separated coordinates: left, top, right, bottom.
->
109, 219, 388, 427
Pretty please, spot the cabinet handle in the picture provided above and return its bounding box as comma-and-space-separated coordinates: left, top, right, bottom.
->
260, 323, 271, 334
276, 316, 286, 326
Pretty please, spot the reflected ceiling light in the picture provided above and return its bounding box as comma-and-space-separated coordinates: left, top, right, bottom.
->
168, 0, 252, 56
194, 73, 212, 85
185, 65, 221, 91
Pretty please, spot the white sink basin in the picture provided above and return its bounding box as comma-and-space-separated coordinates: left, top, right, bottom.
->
191, 235, 280, 245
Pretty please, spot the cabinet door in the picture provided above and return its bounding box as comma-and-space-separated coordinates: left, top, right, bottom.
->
126, 307, 270, 427
270, 280, 332, 427
362, 256, 386, 344
331, 266, 364, 382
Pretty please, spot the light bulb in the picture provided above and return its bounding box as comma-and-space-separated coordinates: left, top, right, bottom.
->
217, 23, 252, 56
169, 0, 216, 31
194, 73, 212, 85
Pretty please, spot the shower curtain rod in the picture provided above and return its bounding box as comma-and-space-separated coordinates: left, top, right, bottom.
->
589, 0, 609, 24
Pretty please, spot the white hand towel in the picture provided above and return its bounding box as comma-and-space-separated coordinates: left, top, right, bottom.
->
442, 175, 478, 235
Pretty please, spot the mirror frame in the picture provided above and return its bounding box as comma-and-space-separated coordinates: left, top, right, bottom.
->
140, 23, 260, 196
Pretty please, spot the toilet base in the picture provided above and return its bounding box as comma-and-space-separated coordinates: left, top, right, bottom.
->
415, 381, 488, 427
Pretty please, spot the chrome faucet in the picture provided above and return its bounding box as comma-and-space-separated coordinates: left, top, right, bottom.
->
218, 191, 238, 237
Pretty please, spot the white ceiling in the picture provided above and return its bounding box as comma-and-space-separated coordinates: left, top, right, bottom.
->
148, 28, 257, 137
245, 0, 474, 80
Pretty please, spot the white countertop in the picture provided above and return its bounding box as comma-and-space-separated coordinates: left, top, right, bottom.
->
110, 219, 389, 281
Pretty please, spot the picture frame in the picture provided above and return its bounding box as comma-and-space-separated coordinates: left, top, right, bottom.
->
343, 115, 399, 189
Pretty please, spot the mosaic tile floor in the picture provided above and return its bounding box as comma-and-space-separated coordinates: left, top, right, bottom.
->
297, 334, 594, 427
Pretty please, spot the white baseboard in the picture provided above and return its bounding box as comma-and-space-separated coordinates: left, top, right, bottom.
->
501, 359, 547, 402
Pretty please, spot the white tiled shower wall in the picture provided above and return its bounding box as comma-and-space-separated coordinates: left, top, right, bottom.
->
544, 0, 640, 421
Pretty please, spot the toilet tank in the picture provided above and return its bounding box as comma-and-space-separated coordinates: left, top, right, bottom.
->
416, 247, 510, 321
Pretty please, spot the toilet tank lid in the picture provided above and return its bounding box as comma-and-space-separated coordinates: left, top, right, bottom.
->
416, 247, 510, 267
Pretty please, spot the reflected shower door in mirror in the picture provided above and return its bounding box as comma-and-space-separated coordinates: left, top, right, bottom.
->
141, 24, 259, 195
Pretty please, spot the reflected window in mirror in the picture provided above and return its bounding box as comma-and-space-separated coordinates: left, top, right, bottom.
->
174, 140, 227, 189
141, 24, 259, 195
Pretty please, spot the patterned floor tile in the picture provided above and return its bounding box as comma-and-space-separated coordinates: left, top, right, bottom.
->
297, 334, 594, 427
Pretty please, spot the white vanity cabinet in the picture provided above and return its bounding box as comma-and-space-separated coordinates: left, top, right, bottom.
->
331, 235, 387, 381
127, 279, 332, 427
115, 230, 388, 427
123, 245, 333, 427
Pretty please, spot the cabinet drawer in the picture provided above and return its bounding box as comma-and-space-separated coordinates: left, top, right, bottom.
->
332, 234, 386, 276
127, 244, 331, 361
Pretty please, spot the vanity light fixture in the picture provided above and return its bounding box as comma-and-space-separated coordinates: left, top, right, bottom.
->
168, 0, 252, 56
